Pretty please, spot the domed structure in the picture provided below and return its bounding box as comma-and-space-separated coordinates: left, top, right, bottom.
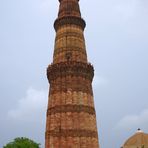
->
122, 129, 148, 148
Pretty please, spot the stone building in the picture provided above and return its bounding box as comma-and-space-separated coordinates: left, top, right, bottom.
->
45, 0, 99, 147
121, 129, 148, 148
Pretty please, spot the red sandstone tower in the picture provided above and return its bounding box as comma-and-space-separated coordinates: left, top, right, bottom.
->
45, 0, 99, 147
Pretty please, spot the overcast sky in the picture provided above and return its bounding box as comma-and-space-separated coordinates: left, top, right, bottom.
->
0, 0, 148, 147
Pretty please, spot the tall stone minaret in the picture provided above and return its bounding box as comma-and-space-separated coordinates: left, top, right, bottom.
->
45, 0, 99, 147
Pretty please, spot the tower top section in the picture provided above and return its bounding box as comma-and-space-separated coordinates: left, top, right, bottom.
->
58, 0, 81, 18
54, 0, 86, 31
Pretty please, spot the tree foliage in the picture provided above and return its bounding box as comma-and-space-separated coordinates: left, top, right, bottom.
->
3, 137, 40, 148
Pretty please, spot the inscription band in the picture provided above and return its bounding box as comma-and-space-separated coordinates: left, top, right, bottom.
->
47, 105, 95, 115
46, 129, 98, 138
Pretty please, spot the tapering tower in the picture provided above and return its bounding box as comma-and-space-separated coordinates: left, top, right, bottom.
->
45, 0, 99, 147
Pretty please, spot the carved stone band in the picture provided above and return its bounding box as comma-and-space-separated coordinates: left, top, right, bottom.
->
47, 61, 94, 83
54, 47, 86, 55
46, 129, 98, 138
49, 86, 93, 96
55, 32, 84, 41
47, 105, 95, 115
54, 16, 86, 31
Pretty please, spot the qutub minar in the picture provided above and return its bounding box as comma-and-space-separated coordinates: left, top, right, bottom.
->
45, 0, 99, 147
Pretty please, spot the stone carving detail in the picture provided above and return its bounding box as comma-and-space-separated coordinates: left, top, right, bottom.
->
46, 129, 98, 138
55, 31, 84, 41
54, 47, 86, 56
47, 61, 94, 82
49, 81, 93, 95
47, 105, 96, 115
54, 16, 86, 31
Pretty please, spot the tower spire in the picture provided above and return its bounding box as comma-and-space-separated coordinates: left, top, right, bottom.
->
58, 0, 81, 18
53, 0, 86, 64
45, 0, 100, 147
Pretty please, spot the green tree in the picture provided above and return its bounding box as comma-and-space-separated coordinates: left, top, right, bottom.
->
3, 137, 40, 148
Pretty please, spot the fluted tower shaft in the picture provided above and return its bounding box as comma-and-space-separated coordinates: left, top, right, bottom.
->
45, 0, 99, 147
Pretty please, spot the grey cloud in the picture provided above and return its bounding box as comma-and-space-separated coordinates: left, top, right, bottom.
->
115, 109, 148, 131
